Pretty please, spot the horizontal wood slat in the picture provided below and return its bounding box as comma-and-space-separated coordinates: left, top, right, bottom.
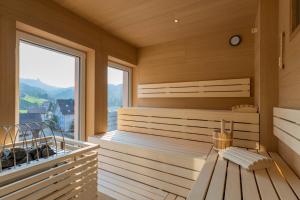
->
0, 138, 98, 200
99, 163, 190, 197
118, 107, 260, 149
273, 107, 300, 155
138, 78, 250, 98
98, 148, 200, 180
98, 171, 186, 200
90, 133, 209, 171
187, 151, 300, 200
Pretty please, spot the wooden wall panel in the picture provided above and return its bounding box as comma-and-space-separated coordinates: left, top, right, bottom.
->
254, 0, 279, 151
0, 16, 16, 143
278, 0, 300, 177
0, 0, 137, 137
133, 28, 254, 109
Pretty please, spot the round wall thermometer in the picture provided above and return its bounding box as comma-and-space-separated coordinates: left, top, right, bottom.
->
229, 35, 242, 46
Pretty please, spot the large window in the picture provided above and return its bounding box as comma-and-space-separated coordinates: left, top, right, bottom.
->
17, 32, 85, 140
107, 63, 131, 131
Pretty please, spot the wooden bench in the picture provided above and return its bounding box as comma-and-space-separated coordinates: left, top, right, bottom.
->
188, 107, 300, 200
188, 150, 300, 200
89, 107, 259, 198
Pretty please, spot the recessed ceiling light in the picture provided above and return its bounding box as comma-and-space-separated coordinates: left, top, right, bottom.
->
174, 19, 179, 23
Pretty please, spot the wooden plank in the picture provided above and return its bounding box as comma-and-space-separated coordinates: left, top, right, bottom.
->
99, 155, 194, 188
99, 163, 190, 197
98, 185, 132, 200
262, 153, 298, 200
274, 107, 300, 124
274, 127, 300, 155
118, 107, 259, 124
240, 167, 260, 200
138, 85, 250, 94
0, 153, 97, 197
273, 117, 300, 140
224, 162, 241, 200
0, 143, 98, 185
118, 116, 259, 133
165, 194, 177, 200
118, 126, 258, 149
269, 152, 300, 198
137, 79, 251, 98
138, 91, 250, 98
3, 160, 97, 200
73, 181, 98, 200
138, 78, 250, 89
98, 131, 212, 155
175, 197, 185, 200
99, 148, 200, 180
254, 169, 279, 200
205, 156, 228, 200
99, 171, 166, 199
118, 125, 213, 142
90, 134, 208, 170
43, 173, 97, 200
9, 167, 97, 200
187, 151, 218, 200
232, 139, 259, 149
99, 179, 151, 200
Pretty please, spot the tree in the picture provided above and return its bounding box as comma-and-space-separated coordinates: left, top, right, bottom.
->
69, 121, 74, 132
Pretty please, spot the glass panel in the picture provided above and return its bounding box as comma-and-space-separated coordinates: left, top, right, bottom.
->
107, 66, 129, 131
19, 41, 79, 139
292, 0, 300, 32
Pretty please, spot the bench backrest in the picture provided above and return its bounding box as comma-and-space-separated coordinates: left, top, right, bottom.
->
273, 107, 300, 155
138, 78, 250, 98
118, 107, 260, 149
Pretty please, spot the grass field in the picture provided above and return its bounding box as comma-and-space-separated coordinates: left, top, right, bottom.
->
19, 110, 28, 114
22, 95, 47, 106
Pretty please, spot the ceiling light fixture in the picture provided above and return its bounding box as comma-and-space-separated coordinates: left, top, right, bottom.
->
174, 19, 179, 23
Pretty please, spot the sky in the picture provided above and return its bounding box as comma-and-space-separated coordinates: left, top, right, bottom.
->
20, 41, 124, 87
108, 67, 124, 85
20, 41, 76, 88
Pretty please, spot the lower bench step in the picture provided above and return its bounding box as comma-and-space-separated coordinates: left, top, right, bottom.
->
98, 170, 186, 200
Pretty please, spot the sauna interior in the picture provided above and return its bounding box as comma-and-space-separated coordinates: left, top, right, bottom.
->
0, 0, 300, 200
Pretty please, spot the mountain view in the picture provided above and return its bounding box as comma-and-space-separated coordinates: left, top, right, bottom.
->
19, 78, 123, 136
19, 78, 123, 113
19, 78, 74, 112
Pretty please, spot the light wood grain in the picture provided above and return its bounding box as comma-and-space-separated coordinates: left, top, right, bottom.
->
188, 151, 298, 200
99, 170, 168, 198
99, 148, 200, 180
277, 0, 300, 177
254, 0, 279, 151
118, 107, 260, 149
53, 0, 257, 47
138, 78, 250, 98
224, 162, 241, 200
273, 107, 300, 155
0, 139, 98, 200
187, 151, 218, 200
134, 28, 255, 110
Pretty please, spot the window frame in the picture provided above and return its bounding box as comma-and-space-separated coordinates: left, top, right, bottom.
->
108, 61, 132, 107
107, 61, 132, 132
290, 0, 300, 40
16, 31, 86, 140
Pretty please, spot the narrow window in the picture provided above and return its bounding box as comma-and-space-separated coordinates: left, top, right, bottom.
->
292, 0, 300, 32
107, 63, 131, 131
17, 32, 86, 140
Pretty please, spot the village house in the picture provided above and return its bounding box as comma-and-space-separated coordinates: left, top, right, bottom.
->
54, 99, 74, 132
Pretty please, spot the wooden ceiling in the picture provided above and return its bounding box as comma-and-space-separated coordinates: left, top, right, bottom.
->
53, 0, 257, 47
